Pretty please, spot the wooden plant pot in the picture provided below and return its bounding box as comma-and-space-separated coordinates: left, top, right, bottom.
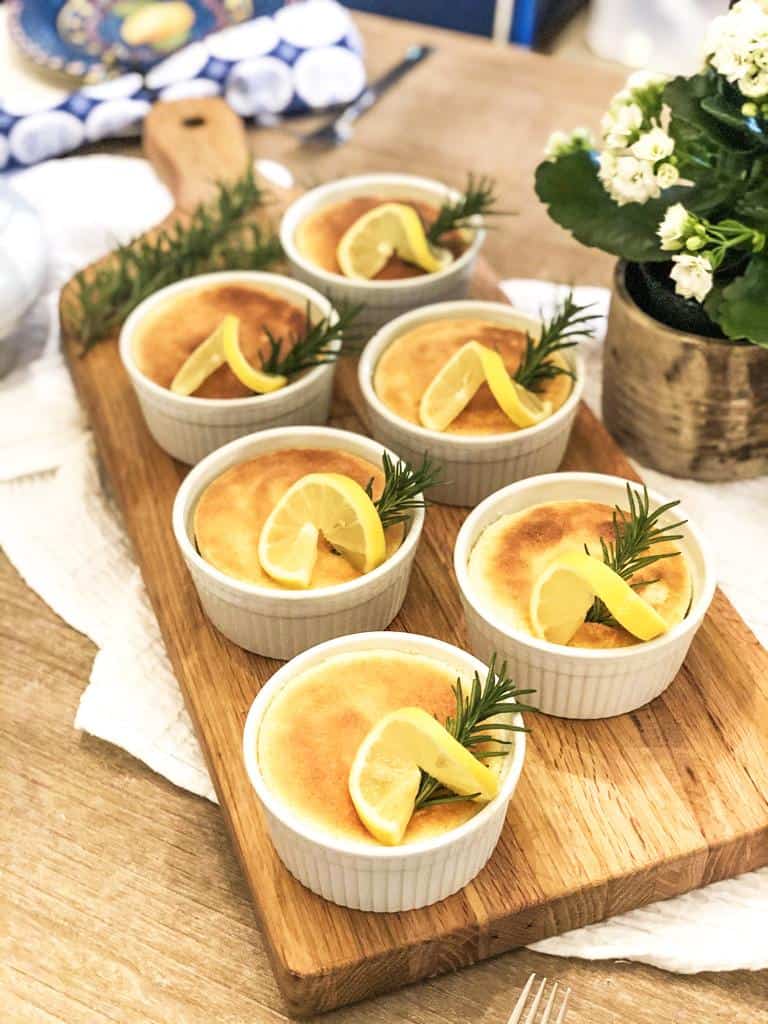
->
603, 262, 768, 481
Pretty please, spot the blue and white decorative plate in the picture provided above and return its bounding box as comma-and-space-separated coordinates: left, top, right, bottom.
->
8, 0, 258, 81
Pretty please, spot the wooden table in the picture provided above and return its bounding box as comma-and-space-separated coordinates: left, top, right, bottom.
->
3, 13, 766, 1023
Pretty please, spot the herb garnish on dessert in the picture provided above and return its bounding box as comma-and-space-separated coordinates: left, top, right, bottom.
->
295, 175, 507, 281
257, 649, 530, 847
374, 293, 594, 435
194, 448, 438, 590
468, 484, 690, 648
70, 166, 283, 350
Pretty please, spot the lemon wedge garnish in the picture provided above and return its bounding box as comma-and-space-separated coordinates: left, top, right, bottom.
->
170, 315, 287, 396
530, 549, 669, 646
419, 340, 552, 431
337, 202, 453, 280
257, 472, 386, 588
348, 707, 499, 845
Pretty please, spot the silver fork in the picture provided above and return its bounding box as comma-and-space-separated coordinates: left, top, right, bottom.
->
507, 973, 571, 1024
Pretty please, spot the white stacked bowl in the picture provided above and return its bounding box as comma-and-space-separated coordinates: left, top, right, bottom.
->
242, 631, 527, 911
119, 271, 339, 465
358, 301, 584, 507
172, 426, 425, 660
280, 173, 486, 338
454, 472, 716, 719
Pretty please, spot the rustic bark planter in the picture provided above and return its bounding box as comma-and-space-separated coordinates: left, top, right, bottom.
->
603, 261, 768, 481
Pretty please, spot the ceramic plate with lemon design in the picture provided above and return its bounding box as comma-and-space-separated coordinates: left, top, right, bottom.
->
8, 0, 253, 80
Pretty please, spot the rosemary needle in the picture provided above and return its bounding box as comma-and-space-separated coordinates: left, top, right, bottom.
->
414, 654, 535, 811
70, 164, 282, 351
426, 174, 512, 245
585, 483, 687, 626
260, 301, 363, 377
514, 291, 597, 391
365, 452, 442, 529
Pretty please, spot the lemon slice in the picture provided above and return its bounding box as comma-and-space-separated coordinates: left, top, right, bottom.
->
337, 202, 453, 279
349, 706, 500, 845
220, 325, 287, 394
530, 549, 669, 645
419, 340, 552, 431
258, 472, 386, 588
170, 315, 287, 396
170, 315, 231, 395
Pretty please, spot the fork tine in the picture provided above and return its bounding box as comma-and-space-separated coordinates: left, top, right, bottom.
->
538, 982, 558, 1024
523, 978, 547, 1024
554, 987, 571, 1024
506, 973, 536, 1024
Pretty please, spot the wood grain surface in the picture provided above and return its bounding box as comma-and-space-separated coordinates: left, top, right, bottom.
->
5, 13, 768, 1024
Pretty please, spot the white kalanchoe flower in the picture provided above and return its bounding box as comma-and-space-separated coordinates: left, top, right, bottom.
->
600, 154, 660, 206
601, 102, 644, 149
706, 0, 768, 100
544, 127, 594, 161
544, 130, 570, 161
657, 203, 692, 250
656, 162, 680, 189
625, 69, 671, 92
740, 68, 768, 96
670, 253, 714, 303
631, 126, 675, 162
596, 70, 681, 207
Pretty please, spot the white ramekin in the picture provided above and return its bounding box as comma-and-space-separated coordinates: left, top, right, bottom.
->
279, 173, 486, 338
454, 472, 716, 720
172, 426, 425, 659
119, 271, 339, 465
358, 301, 585, 507
242, 631, 527, 911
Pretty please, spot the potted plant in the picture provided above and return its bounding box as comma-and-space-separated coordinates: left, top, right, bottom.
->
535, 0, 768, 481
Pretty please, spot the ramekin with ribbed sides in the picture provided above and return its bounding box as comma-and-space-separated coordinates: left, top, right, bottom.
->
172, 426, 425, 660
242, 631, 527, 912
119, 271, 339, 465
358, 301, 584, 507
279, 174, 486, 337
455, 473, 716, 720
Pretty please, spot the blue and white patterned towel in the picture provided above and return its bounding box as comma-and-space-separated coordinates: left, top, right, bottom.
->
0, 0, 364, 170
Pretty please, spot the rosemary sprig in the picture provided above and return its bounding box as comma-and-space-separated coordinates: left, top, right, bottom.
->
585, 484, 687, 626
426, 174, 510, 244
514, 292, 597, 391
70, 165, 282, 351
260, 301, 363, 377
365, 452, 442, 529
414, 654, 535, 811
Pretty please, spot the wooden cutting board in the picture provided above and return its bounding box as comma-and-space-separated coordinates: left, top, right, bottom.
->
61, 99, 768, 1018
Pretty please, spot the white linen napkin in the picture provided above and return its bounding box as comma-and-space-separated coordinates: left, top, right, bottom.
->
1, 154, 766, 972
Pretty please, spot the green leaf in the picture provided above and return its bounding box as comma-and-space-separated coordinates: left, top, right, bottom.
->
665, 73, 754, 149
535, 150, 668, 262
704, 254, 768, 346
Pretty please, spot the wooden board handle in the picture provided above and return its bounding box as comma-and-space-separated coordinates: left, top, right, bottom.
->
143, 98, 252, 214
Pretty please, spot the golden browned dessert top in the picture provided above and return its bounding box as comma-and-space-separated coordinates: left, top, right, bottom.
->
133, 282, 307, 399
257, 650, 491, 845
194, 447, 404, 590
374, 318, 572, 435
294, 195, 468, 279
468, 499, 691, 648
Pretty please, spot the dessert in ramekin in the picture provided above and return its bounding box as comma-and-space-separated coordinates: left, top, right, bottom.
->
280, 174, 486, 336
243, 631, 527, 911
358, 301, 584, 506
119, 271, 340, 464
454, 473, 715, 719
172, 426, 425, 659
